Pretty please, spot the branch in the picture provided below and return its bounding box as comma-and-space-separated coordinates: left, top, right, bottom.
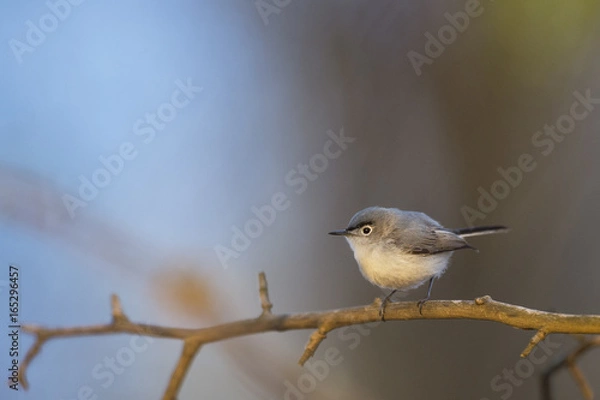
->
541, 335, 600, 400
20, 274, 600, 399
163, 339, 203, 399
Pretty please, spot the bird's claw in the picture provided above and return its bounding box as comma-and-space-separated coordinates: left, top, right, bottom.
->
379, 300, 387, 322
378, 290, 397, 322
417, 298, 429, 315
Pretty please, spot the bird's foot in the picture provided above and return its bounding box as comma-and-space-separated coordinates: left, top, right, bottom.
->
378, 299, 389, 321
378, 290, 397, 322
417, 298, 429, 315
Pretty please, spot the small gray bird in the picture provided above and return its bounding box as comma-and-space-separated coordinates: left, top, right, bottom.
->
329, 206, 508, 319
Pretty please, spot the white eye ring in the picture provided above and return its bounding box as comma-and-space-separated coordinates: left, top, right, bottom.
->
361, 226, 372, 235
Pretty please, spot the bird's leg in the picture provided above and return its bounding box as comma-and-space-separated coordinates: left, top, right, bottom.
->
417, 277, 435, 315
379, 289, 397, 321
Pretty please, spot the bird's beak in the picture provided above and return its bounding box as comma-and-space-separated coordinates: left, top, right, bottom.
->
328, 229, 349, 236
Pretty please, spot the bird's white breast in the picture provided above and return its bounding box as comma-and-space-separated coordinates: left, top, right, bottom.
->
348, 240, 451, 290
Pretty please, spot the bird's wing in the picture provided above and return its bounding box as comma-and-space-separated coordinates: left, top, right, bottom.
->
389, 212, 474, 255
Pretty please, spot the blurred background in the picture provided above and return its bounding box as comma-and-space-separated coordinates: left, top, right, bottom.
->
1, 0, 600, 399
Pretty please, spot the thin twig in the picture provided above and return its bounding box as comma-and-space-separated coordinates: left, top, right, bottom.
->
298, 327, 330, 366
567, 362, 593, 400
541, 336, 600, 400
258, 271, 273, 316
521, 330, 548, 358
20, 275, 600, 400
110, 293, 129, 324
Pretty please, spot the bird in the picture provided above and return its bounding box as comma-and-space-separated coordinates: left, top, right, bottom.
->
329, 206, 508, 319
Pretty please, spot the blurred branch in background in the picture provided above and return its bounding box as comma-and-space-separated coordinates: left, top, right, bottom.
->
20, 272, 600, 400
542, 335, 600, 400
0, 164, 152, 276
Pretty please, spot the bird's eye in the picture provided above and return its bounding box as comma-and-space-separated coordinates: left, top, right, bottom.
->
361, 226, 372, 235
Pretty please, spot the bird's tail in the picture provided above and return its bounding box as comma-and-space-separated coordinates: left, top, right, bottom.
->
453, 225, 509, 238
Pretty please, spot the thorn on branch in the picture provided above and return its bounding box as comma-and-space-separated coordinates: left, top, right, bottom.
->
521, 330, 548, 358
298, 327, 330, 366
258, 272, 273, 316
111, 294, 129, 324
